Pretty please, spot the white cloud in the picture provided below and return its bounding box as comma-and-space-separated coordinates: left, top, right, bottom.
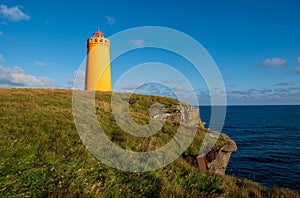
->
0, 54, 4, 63
119, 84, 140, 91
172, 85, 191, 93
129, 39, 145, 47
34, 60, 47, 67
293, 66, 300, 74
0, 4, 30, 22
260, 57, 288, 68
67, 70, 85, 89
224, 87, 300, 104
293, 57, 300, 74
162, 79, 186, 84
275, 81, 295, 86
105, 16, 115, 25
0, 65, 54, 86
195, 86, 300, 105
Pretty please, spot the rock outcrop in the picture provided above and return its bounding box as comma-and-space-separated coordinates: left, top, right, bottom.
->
152, 103, 237, 175
151, 103, 203, 127
197, 139, 237, 175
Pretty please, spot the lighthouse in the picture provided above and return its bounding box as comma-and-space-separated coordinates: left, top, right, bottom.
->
85, 29, 112, 91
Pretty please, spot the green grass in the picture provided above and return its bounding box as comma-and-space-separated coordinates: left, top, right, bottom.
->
0, 88, 298, 197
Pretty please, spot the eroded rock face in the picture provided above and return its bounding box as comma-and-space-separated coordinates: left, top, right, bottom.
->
151, 102, 237, 175
197, 139, 237, 175
152, 104, 203, 127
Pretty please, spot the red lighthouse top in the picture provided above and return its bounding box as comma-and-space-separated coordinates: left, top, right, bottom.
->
93, 29, 104, 37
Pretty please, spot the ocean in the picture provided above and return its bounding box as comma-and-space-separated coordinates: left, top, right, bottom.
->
199, 105, 300, 192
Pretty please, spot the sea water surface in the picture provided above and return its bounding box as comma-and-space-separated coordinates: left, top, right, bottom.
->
199, 105, 300, 192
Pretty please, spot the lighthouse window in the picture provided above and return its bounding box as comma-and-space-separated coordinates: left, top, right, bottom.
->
95, 38, 98, 42
90, 39, 92, 42
100, 39, 103, 42
104, 40, 107, 43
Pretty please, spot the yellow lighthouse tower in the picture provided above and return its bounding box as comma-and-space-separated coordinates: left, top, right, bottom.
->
85, 29, 112, 91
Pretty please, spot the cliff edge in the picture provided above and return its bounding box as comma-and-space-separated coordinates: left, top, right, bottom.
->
0, 88, 297, 197
151, 101, 237, 175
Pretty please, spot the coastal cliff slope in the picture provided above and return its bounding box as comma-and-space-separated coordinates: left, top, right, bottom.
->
0, 88, 298, 197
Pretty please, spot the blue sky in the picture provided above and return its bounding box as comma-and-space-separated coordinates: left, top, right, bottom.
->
0, 0, 300, 105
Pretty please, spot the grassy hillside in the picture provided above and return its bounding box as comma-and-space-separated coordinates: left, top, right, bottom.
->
0, 88, 298, 197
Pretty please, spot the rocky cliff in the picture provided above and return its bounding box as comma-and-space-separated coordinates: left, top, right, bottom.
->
152, 103, 237, 175
197, 136, 237, 175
